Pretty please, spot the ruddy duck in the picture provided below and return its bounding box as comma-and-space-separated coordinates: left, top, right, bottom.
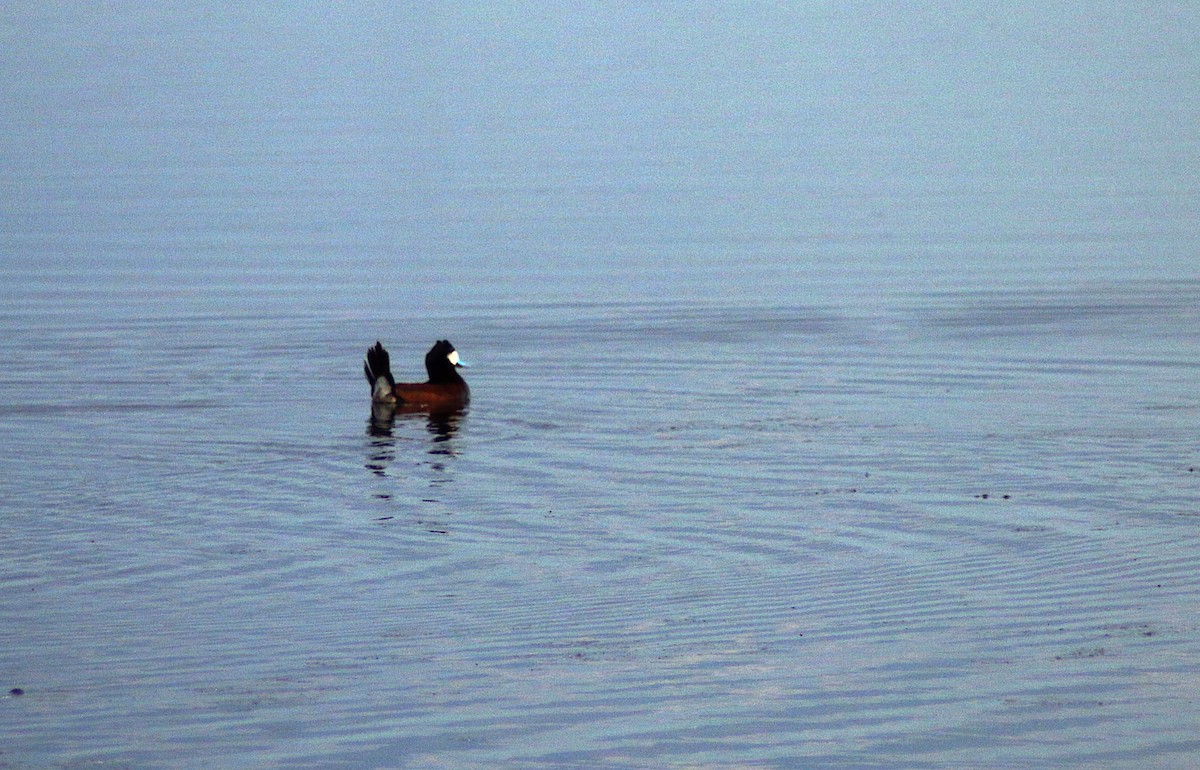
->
363, 340, 469, 408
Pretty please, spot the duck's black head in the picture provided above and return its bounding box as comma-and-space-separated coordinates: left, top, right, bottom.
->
425, 339, 467, 383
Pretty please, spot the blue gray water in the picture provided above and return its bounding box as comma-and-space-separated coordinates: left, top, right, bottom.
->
3, 4, 1199, 768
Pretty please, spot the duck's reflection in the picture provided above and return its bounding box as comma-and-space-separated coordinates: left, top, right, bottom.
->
365, 402, 466, 477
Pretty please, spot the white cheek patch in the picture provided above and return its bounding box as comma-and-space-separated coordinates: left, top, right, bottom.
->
447, 350, 461, 366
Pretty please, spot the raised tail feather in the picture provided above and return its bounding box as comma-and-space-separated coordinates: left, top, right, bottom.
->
364, 341, 395, 388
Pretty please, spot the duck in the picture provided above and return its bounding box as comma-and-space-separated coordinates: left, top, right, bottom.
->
363, 340, 470, 408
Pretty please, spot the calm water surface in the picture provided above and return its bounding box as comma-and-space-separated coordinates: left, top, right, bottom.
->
3, 279, 1199, 768
3, 3, 1200, 768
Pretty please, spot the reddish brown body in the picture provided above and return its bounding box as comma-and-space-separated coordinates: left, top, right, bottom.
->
389, 380, 470, 409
